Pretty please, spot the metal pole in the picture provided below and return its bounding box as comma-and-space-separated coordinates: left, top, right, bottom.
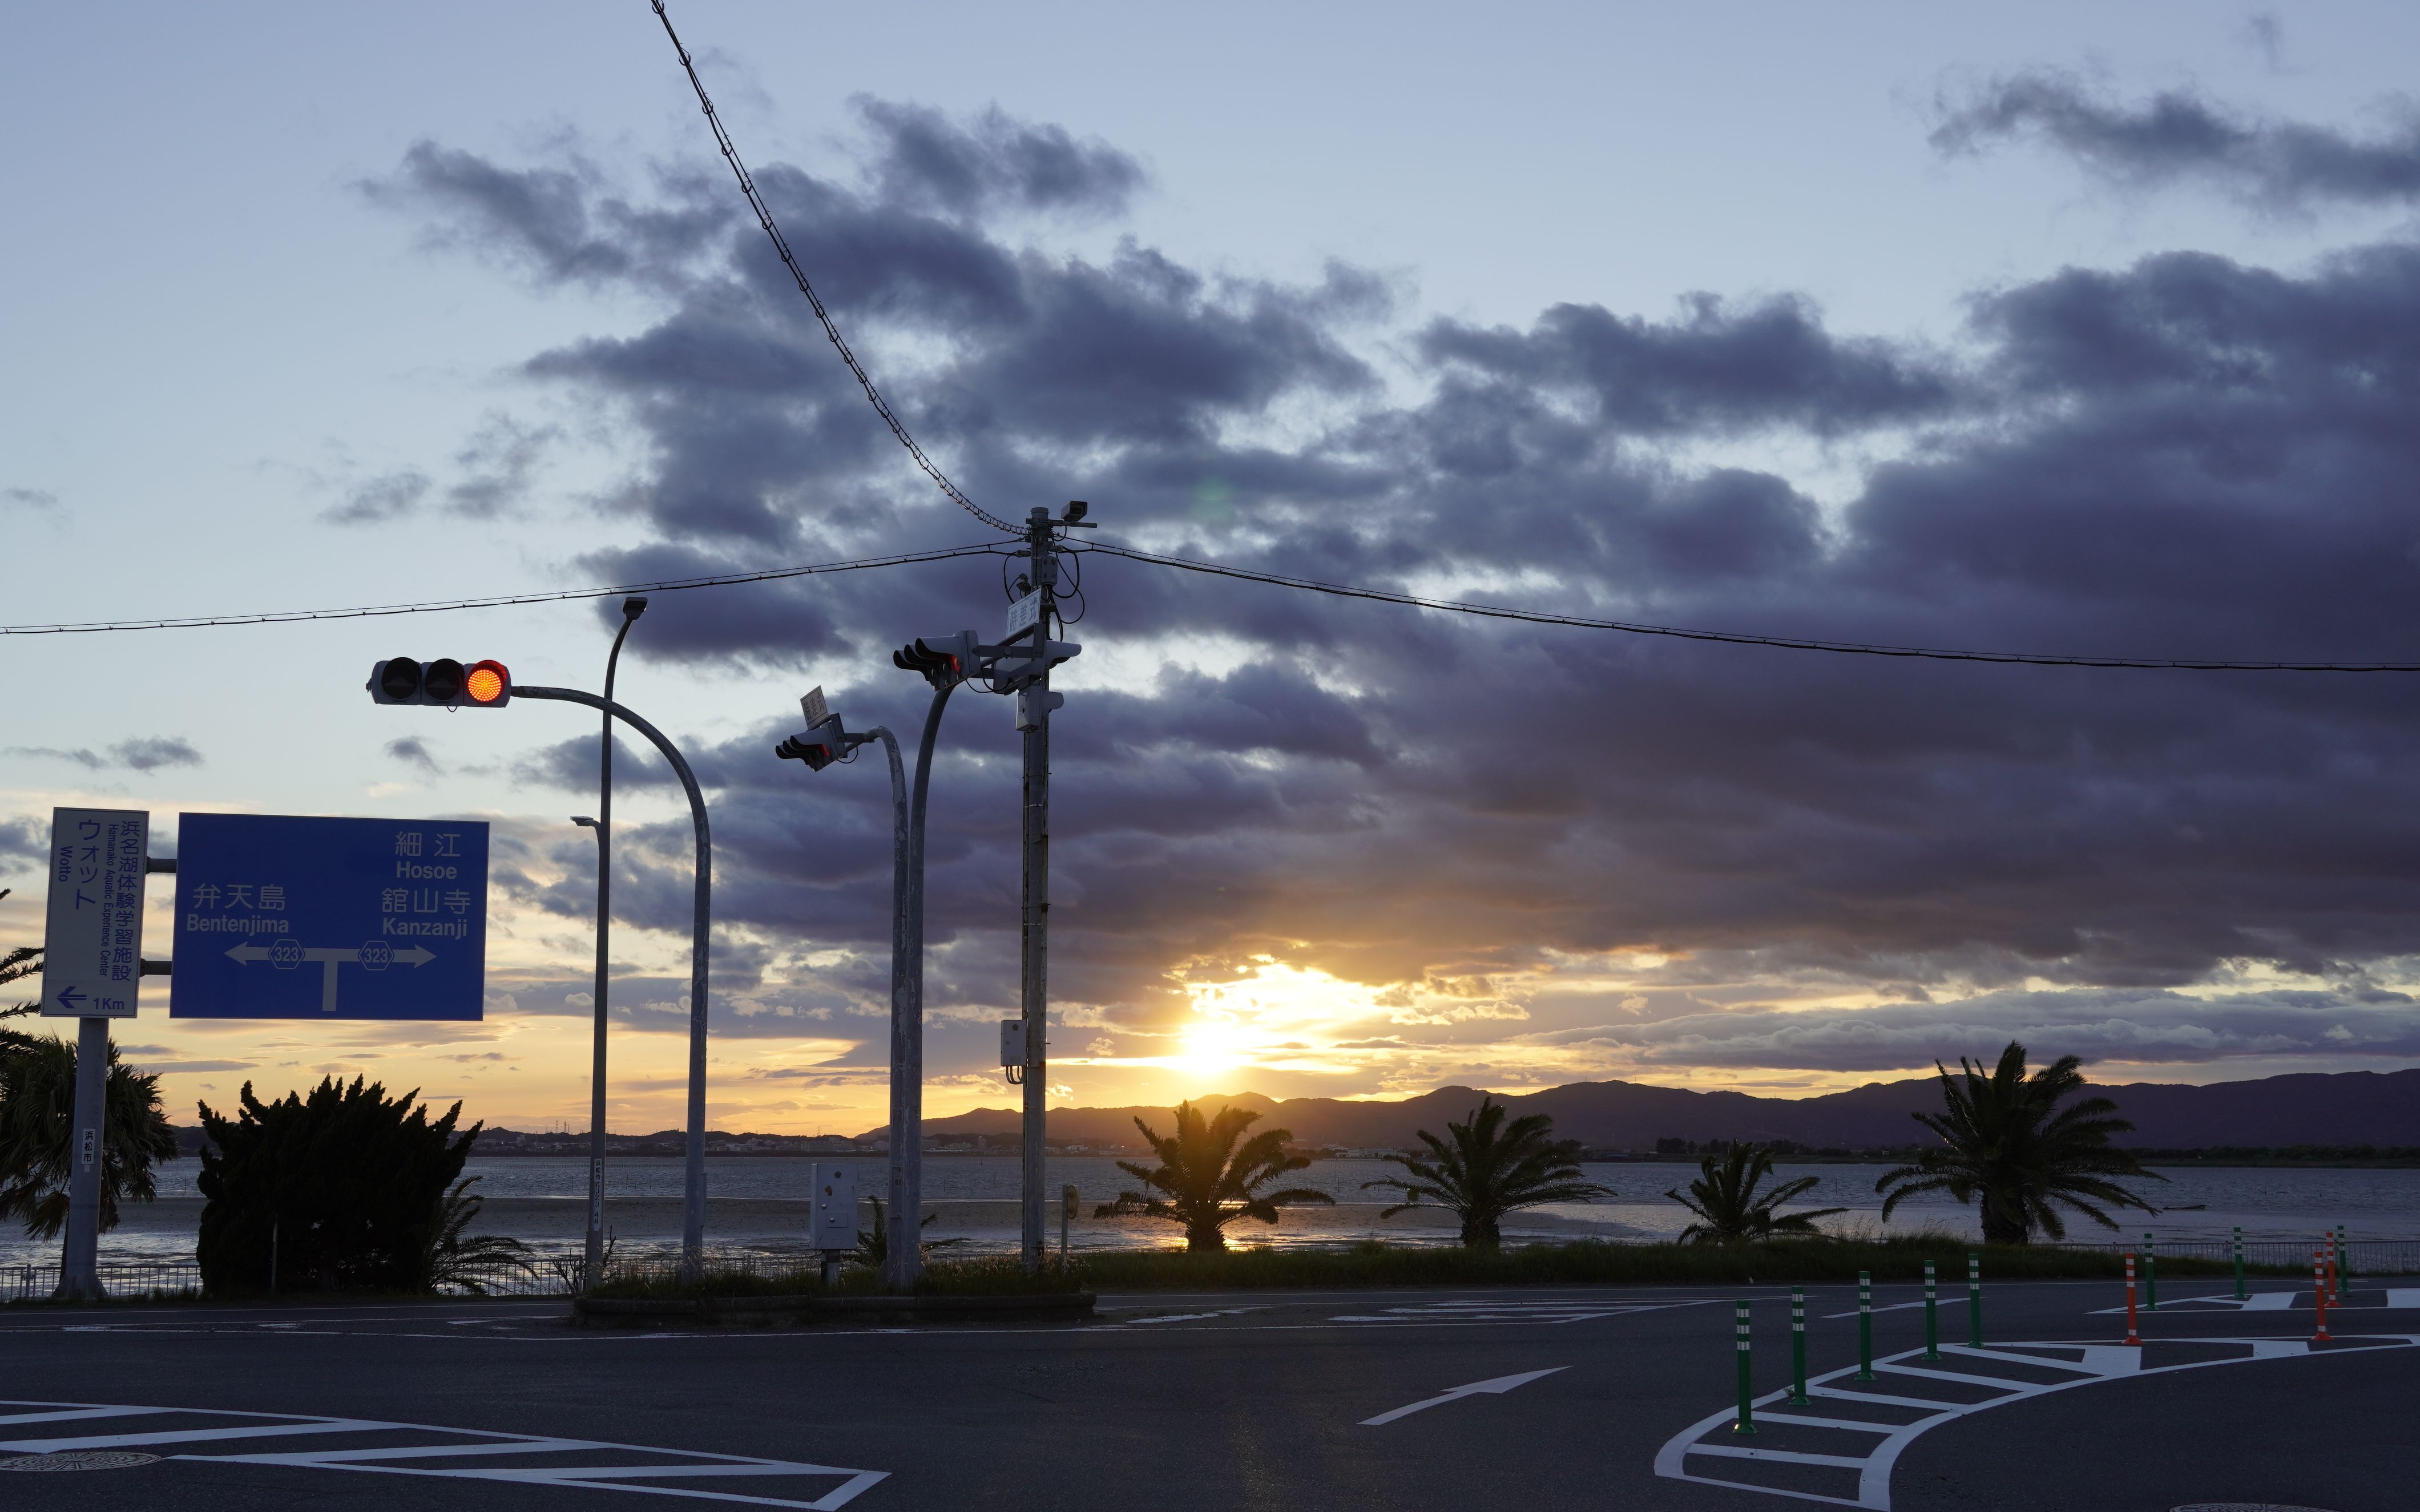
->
2233, 1226, 2245, 1302
1922, 1260, 1939, 1359
1061, 1183, 1076, 1272
1966, 1251, 1982, 1348
1732, 1300, 1755, 1434
582, 598, 644, 1293
1788, 1287, 1809, 1404
1018, 506, 1057, 1272
892, 685, 955, 1287
512, 685, 712, 1279
870, 723, 910, 1292
56, 1016, 109, 1301
1856, 1270, 1874, 1380
2144, 1232, 2157, 1311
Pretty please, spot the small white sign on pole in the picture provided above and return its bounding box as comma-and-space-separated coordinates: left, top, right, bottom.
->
809, 1163, 858, 1252
1005, 588, 1042, 640
39, 807, 148, 1018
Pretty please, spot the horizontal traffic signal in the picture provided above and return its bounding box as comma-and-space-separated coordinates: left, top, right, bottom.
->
893, 632, 977, 689
775, 722, 846, 772
368, 657, 513, 708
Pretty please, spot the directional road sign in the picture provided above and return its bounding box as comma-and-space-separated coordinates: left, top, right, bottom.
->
38, 807, 150, 1018
169, 814, 490, 1020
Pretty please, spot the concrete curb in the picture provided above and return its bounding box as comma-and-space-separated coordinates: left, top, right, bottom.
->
570, 1291, 1096, 1327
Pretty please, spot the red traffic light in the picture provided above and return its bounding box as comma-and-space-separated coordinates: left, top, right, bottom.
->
464, 660, 511, 706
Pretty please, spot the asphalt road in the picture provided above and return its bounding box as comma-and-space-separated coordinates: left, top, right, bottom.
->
2, 1275, 2411, 1511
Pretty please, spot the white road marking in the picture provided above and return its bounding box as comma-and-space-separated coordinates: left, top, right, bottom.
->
0, 1399, 884, 1509
2087, 1289, 2301, 1315
1120, 1308, 1265, 1325
1653, 1332, 2420, 1511
1820, 1301, 1930, 1319
1360, 1368, 1567, 1426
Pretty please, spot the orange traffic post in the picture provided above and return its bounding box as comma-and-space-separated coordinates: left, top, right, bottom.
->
2123, 1252, 2141, 1345
2312, 1252, 2331, 1344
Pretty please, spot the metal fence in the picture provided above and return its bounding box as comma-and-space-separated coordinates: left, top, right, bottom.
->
4, 1260, 203, 1303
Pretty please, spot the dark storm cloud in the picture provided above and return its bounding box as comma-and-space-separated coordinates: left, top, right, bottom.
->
1932, 70, 2420, 212
853, 98, 1146, 220
382, 101, 2420, 1065
1540, 986, 2420, 1072
6, 737, 202, 773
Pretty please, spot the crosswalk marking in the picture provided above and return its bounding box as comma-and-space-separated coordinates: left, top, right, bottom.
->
0, 1400, 885, 1509
1653, 1332, 2420, 1511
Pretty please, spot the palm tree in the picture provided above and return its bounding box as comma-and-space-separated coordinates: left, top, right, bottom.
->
424, 1177, 534, 1293
1095, 1101, 1333, 1251
1667, 1142, 1846, 1244
846, 1195, 966, 1271
0, 1024, 179, 1238
1876, 1041, 2161, 1244
1364, 1095, 1612, 1248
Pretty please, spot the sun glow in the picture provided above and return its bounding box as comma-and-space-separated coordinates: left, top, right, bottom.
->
1152, 960, 1392, 1089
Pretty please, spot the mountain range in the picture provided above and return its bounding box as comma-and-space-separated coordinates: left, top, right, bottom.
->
865, 1067, 2420, 1152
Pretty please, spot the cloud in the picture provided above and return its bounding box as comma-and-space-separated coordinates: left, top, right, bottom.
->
0, 815, 43, 872
1542, 987, 2420, 1072
373, 103, 2420, 1077
6, 737, 202, 773
3, 486, 61, 517
1931, 69, 2420, 213
384, 736, 442, 775
853, 98, 1147, 221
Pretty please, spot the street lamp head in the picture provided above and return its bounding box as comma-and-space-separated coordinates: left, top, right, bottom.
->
622, 596, 649, 620
571, 816, 599, 829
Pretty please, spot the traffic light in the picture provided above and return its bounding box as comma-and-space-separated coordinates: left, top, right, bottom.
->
775, 722, 847, 771
989, 638, 1081, 690
893, 632, 977, 689
368, 657, 513, 708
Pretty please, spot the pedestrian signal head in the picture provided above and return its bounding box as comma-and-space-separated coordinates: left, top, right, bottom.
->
366, 657, 514, 708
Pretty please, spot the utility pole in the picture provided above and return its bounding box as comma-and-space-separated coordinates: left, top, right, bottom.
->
1018, 507, 1055, 1271
1013, 502, 1087, 1271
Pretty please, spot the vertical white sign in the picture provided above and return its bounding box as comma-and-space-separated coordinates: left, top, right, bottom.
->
39, 807, 148, 1018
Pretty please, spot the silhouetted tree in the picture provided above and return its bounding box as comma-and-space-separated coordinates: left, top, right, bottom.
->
425, 1177, 533, 1293
0, 1017, 179, 1239
1365, 1095, 1611, 1248
1667, 1142, 1845, 1244
1096, 1101, 1333, 1251
1876, 1041, 2161, 1244
197, 1076, 479, 1292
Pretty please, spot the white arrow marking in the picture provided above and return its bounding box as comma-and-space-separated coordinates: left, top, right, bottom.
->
1360, 1367, 1566, 1426
223, 943, 434, 1012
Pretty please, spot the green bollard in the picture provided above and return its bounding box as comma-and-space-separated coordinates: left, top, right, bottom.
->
1922, 1260, 1941, 1359
1789, 1287, 1810, 1405
1967, 1251, 1982, 1348
1856, 1271, 1875, 1380
2233, 1226, 2245, 1303
1733, 1300, 1756, 1434
2144, 1234, 2157, 1311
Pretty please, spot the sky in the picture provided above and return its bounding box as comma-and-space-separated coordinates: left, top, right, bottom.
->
9, 3, 2420, 1135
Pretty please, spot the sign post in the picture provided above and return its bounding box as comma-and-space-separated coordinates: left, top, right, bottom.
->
38, 807, 151, 1301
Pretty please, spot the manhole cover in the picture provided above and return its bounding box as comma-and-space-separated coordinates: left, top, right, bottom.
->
0, 1450, 162, 1472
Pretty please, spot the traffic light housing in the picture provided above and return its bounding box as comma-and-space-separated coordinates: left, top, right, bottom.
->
893, 632, 977, 689
368, 657, 513, 708
775, 721, 848, 771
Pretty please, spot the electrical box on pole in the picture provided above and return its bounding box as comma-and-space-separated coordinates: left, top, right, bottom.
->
809, 1163, 858, 1252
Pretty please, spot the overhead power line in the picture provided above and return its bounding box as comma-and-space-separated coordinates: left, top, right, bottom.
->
647, 1, 1019, 537
1083, 541, 2420, 672
0, 543, 1005, 636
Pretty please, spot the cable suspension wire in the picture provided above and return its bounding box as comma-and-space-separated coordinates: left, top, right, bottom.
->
1082, 540, 2420, 672
648, 1, 1019, 536
0, 543, 1006, 636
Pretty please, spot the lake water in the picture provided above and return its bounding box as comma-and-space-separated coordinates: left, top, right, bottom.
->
11, 1157, 2418, 1269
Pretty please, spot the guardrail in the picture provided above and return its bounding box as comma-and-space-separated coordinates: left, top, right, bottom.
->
2046, 1237, 2419, 1274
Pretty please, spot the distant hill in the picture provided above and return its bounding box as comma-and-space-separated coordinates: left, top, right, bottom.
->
860, 1068, 2420, 1153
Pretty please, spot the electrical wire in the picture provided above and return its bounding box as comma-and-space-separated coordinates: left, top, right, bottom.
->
1080, 540, 2420, 672
0, 543, 1007, 636
648, 1, 1019, 536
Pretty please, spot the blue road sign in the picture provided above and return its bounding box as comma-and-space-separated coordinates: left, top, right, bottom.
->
170, 814, 490, 1020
